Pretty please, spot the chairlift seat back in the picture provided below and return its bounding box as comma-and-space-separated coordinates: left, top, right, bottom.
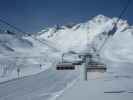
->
56, 62, 75, 70
87, 63, 107, 72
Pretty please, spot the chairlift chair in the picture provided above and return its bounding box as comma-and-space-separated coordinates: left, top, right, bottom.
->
56, 50, 84, 70
87, 62, 107, 72
56, 62, 75, 70
79, 52, 107, 72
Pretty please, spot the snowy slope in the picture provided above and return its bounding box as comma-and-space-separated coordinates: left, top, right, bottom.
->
0, 31, 56, 81
0, 14, 133, 83
0, 15, 133, 100
37, 14, 132, 63
0, 31, 33, 53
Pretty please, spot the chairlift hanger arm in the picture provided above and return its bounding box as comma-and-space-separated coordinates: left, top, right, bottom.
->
61, 51, 79, 62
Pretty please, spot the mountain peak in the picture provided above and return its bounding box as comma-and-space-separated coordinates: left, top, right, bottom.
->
37, 15, 132, 52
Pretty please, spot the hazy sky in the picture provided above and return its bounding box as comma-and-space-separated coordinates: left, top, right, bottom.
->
0, 0, 132, 33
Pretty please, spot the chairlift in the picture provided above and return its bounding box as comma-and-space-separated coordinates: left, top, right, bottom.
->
81, 53, 107, 80
81, 53, 107, 73
56, 51, 81, 70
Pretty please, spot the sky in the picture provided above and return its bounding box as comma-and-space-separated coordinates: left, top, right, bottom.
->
0, 0, 132, 33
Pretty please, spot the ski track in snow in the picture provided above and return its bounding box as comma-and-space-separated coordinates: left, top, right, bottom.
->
0, 67, 79, 100
56, 61, 133, 100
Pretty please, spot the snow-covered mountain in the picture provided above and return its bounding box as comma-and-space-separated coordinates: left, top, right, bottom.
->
0, 31, 32, 53
0, 14, 133, 82
1, 14, 133, 100
0, 15, 131, 56
37, 14, 132, 63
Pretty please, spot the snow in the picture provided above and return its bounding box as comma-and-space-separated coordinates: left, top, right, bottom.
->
0, 14, 133, 100
0, 62, 52, 83
102, 28, 133, 63
0, 67, 79, 100
57, 61, 133, 100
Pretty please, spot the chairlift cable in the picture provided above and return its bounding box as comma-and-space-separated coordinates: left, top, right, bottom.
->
0, 18, 28, 35
0, 17, 60, 55
98, 0, 132, 53
116, 0, 132, 24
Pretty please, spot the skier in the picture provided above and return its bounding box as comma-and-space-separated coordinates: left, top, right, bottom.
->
17, 67, 20, 78
39, 64, 42, 69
